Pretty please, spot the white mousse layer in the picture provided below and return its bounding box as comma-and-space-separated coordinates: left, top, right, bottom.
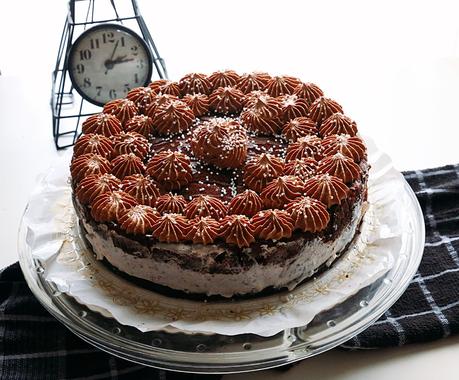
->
82, 201, 365, 297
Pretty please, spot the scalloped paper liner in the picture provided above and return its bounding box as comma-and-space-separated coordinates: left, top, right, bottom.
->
24, 138, 403, 336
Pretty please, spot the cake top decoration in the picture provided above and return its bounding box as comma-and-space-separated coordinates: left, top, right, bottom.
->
286, 196, 330, 232
317, 153, 361, 183
245, 92, 282, 118
71, 153, 112, 183
73, 133, 113, 158
308, 96, 343, 124
321, 134, 366, 162
243, 153, 285, 192
145, 94, 180, 116
90, 190, 137, 222
76, 173, 120, 204
121, 174, 160, 207
264, 75, 300, 97
252, 209, 294, 241
293, 82, 324, 105
179, 73, 212, 95
186, 216, 220, 245
146, 151, 193, 190
279, 94, 310, 121
112, 132, 149, 159
228, 190, 263, 217
182, 93, 210, 117
81, 113, 122, 137
282, 116, 317, 142
303, 174, 349, 207
151, 213, 190, 243
285, 135, 323, 161
119, 205, 159, 235
219, 215, 256, 248
208, 70, 241, 90
241, 105, 282, 135
283, 157, 318, 181
149, 79, 181, 96
103, 98, 138, 125
209, 86, 245, 115
236, 72, 271, 93
191, 118, 248, 168
71, 69, 368, 248
184, 195, 227, 220
155, 193, 188, 214
320, 113, 358, 137
150, 101, 194, 135
260, 175, 305, 209
126, 86, 155, 111
124, 115, 154, 137
111, 153, 145, 179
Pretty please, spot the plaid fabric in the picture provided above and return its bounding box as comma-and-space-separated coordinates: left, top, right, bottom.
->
0, 263, 220, 380
343, 164, 459, 349
0, 165, 458, 378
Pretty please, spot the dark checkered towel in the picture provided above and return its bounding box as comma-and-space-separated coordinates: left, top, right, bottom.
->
342, 164, 459, 349
0, 164, 458, 379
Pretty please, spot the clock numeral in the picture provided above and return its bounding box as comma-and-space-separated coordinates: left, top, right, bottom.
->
83, 78, 92, 88
96, 86, 102, 96
134, 73, 139, 84
120, 36, 125, 47
109, 89, 117, 99
137, 59, 144, 69
124, 84, 131, 93
75, 63, 85, 74
90, 38, 100, 49
79, 49, 92, 61
131, 45, 138, 56
102, 32, 114, 44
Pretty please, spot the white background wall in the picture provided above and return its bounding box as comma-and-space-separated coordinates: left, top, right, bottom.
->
2, 0, 459, 171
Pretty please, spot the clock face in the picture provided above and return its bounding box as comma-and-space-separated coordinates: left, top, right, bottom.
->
68, 24, 153, 106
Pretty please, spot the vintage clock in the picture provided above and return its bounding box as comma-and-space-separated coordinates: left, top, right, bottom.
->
68, 24, 153, 106
51, 0, 167, 149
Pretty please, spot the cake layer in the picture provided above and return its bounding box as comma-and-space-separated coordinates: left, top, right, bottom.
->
80, 199, 365, 297
74, 177, 366, 297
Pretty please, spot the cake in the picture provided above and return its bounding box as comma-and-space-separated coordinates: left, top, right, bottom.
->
70, 70, 369, 298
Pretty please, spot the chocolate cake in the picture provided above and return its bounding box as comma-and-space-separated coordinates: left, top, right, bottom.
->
70, 71, 369, 298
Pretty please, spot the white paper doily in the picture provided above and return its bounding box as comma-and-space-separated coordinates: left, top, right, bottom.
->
23, 138, 403, 337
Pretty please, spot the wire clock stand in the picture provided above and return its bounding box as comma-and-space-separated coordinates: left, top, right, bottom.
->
51, 0, 167, 149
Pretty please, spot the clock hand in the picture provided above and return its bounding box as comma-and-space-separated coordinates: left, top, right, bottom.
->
104, 40, 120, 74
112, 55, 135, 64
109, 40, 119, 61
117, 58, 135, 64
112, 54, 127, 63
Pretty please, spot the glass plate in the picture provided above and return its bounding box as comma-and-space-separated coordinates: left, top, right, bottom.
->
18, 173, 424, 374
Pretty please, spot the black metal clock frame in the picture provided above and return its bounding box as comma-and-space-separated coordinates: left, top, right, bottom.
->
68, 23, 154, 107
51, 0, 167, 149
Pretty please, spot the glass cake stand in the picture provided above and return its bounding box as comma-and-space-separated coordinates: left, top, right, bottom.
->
18, 177, 424, 374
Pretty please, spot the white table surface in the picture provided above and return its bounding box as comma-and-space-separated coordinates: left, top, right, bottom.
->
1, 0, 459, 378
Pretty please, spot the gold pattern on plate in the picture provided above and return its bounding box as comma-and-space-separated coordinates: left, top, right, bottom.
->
53, 198, 377, 323
259, 304, 279, 317
313, 283, 330, 296
336, 271, 352, 283
134, 299, 161, 315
